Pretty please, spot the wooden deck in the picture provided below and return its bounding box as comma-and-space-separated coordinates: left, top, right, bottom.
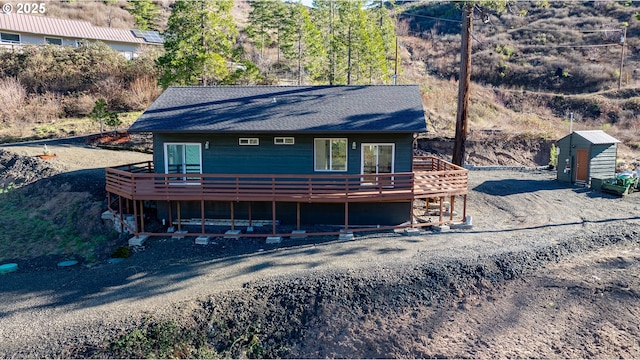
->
105, 156, 468, 236
106, 156, 467, 202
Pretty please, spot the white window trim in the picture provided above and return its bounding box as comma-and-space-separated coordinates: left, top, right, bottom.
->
239, 138, 259, 146
163, 142, 202, 184
44, 37, 62, 46
314, 138, 348, 172
274, 137, 295, 145
0, 32, 20, 44
360, 143, 395, 186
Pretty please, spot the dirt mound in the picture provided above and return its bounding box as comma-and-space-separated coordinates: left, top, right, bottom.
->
0, 149, 62, 189
417, 134, 554, 167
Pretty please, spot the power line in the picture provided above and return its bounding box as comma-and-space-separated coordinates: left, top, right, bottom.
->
398, 11, 461, 24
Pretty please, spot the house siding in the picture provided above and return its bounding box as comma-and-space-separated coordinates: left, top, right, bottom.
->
153, 133, 414, 175
152, 132, 414, 225
588, 144, 617, 181
156, 200, 411, 227
556, 136, 572, 183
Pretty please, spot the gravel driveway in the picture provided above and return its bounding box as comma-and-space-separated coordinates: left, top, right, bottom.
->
0, 141, 639, 358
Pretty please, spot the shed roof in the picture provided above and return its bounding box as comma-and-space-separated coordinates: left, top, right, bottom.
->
571, 130, 620, 145
128, 86, 427, 133
0, 13, 163, 45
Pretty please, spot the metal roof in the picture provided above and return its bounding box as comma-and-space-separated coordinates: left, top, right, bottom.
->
0, 13, 163, 45
573, 130, 620, 145
128, 85, 427, 133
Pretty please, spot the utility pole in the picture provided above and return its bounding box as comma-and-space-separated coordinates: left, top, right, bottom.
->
452, 3, 472, 167
618, 26, 626, 90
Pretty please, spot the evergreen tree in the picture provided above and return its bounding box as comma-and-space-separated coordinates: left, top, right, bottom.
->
127, 0, 160, 31
157, 0, 237, 87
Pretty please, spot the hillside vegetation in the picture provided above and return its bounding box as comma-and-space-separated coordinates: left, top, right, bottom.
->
0, 0, 638, 165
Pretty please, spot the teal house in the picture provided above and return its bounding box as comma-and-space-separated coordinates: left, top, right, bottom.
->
106, 85, 469, 237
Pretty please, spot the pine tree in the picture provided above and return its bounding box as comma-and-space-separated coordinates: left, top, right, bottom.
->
157, 0, 237, 87
127, 0, 160, 31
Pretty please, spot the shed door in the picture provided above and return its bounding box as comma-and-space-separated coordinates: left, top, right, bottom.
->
575, 149, 589, 182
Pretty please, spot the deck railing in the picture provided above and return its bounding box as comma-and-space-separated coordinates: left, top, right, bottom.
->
105, 156, 467, 203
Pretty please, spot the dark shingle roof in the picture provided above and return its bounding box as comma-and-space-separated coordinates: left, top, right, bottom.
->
128, 85, 426, 133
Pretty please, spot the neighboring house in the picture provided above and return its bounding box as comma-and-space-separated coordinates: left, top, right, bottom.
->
106, 85, 469, 238
0, 13, 162, 59
556, 130, 620, 185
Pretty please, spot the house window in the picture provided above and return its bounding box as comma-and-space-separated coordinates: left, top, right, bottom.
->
45, 37, 62, 45
274, 137, 294, 145
0, 32, 20, 44
120, 51, 134, 60
314, 138, 347, 172
239, 138, 259, 146
164, 143, 202, 182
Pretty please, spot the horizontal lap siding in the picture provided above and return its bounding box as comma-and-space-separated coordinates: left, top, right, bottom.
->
156, 200, 411, 226
154, 133, 414, 175
589, 144, 617, 180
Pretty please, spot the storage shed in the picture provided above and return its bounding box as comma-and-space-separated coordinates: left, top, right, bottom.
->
556, 130, 620, 185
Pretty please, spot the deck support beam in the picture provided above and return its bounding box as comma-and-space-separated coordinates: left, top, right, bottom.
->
230, 202, 235, 231
177, 201, 181, 232
140, 200, 145, 233
118, 195, 123, 233
248, 202, 252, 227
450, 195, 455, 221
409, 198, 414, 227
439, 196, 444, 224
272, 200, 276, 235
133, 199, 139, 236
296, 202, 301, 230
344, 201, 349, 232
201, 200, 205, 234
462, 194, 467, 222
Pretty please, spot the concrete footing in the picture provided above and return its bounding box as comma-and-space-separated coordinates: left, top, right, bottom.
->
338, 232, 354, 241
450, 223, 474, 230
266, 236, 282, 244
291, 230, 307, 239
432, 225, 450, 232
246, 226, 254, 233
129, 234, 149, 246
403, 228, 421, 236
195, 236, 210, 245
172, 230, 188, 239
224, 229, 242, 239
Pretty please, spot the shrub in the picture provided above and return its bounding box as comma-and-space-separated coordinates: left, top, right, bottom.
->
111, 246, 131, 258
0, 77, 26, 124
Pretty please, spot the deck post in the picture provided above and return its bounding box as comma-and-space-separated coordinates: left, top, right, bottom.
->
410, 198, 414, 227
230, 202, 235, 231
140, 200, 145, 233
168, 201, 173, 229
133, 200, 139, 236
177, 201, 181, 232
462, 194, 467, 222
201, 200, 205, 234
296, 202, 301, 230
344, 201, 349, 232
272, 200, 276, 235
439, 196, 444, 224
118, 195, 123, 233
248, 202, 252, 227
450, 195, 455, 221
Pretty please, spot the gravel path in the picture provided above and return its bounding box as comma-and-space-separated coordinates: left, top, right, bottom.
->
0, 142, 639, 357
